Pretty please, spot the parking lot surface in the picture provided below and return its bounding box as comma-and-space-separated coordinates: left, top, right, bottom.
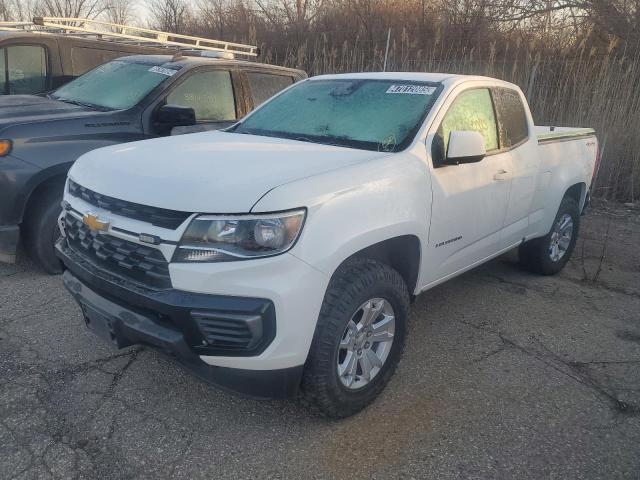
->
1, 201, 639, 480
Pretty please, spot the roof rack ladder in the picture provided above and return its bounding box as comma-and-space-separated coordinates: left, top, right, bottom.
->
30, 17, 258, 57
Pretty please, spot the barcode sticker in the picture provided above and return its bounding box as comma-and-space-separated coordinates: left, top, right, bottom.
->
386, 85, 437, 95
149, 66, 178, 76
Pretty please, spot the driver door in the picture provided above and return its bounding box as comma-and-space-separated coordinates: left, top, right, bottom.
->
163, 68, 239, 135
423, 87, 513, 285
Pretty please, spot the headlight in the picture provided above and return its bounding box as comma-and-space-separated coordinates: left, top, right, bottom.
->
173, 209, 306, 262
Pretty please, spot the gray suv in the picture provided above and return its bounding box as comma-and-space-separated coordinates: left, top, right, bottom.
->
0, 53, 305, 271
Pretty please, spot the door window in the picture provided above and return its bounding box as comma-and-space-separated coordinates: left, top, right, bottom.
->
438, 88, 499, 154
6, 45, 47, 94
493, 88, 529, 148
247, 72, 293, 106
166, 70, 236, 122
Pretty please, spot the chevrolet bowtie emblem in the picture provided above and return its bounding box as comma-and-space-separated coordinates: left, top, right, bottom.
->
82, 213, 110, 232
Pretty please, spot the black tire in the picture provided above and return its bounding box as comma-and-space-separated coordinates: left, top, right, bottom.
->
300, 258, 410, 418
23, 186, 64, 274
519, 196, 580, 275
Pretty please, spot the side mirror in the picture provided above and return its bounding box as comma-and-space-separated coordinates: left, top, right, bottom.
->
154, 104, 196, 134
445, 131, 486, 165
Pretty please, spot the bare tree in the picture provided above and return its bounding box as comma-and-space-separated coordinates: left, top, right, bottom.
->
146, 0, 190, 32
105, 0, 136, 24
32, 0, 108, 18
0, 0, 36, 20
492, 0, 640, 45
254, 0, 325, 40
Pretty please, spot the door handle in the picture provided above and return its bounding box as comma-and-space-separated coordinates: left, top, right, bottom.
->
493, 169, 509, 181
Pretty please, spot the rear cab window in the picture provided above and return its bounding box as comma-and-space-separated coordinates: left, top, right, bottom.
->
492, 87, 529, 148
0, 44, 48, 94
246, 72, 294, 106
70, 46, 133, 76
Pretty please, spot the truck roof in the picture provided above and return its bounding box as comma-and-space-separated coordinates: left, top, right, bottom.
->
310, 72, 519, 89
118, 54, 306, 77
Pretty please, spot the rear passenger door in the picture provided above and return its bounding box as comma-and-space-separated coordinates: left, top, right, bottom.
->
243, 70, 295, 109
491, 87, 538, 247
163, 68, 240, 134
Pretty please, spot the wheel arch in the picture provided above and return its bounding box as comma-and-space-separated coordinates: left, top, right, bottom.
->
22, 169, 68, 224
335, 235, 422, 295
564, 182, 587, 210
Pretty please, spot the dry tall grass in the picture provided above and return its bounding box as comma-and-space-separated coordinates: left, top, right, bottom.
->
261, 36, 640, 202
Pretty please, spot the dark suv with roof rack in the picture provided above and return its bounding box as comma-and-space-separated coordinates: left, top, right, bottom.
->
0, 53, 305, 271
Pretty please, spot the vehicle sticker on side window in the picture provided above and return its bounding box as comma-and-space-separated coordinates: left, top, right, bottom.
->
149, 66, 178, 76
386, 85, 437, 95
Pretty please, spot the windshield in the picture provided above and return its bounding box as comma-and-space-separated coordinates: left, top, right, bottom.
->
232, 79, 441, 151
51, 60, 177, 110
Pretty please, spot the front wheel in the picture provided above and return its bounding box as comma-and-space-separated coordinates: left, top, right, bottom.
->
519, 196, 580, 275
23, 187, 64, 274
300, 258, 410, 418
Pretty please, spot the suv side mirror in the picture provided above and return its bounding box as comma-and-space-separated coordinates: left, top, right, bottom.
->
154, 104, 196, 134
445, 131, 486, 165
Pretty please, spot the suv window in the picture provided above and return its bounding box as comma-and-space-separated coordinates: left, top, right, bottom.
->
1, 45, 48, 95
166, 70, 236, 122
493, 87, 529, 148
247, 72, 293, 105
438, 88, 498, 154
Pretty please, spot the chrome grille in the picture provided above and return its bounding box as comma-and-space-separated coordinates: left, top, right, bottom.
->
64, 212, 171, 289
68, 179, 191, 230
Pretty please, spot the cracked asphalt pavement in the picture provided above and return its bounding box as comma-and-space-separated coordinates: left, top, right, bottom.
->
2, 201, 639, 479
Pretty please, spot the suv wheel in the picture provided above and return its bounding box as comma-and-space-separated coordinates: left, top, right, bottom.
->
300, 258, 410, 418
519, 196, 580, 275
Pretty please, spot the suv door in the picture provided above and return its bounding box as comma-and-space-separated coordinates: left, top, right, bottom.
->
424, 87, 514, 284
161, 68, 240, 134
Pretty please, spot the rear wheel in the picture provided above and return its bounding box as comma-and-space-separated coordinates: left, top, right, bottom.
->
300, 258, 410, 418
23, 186, 64, 274
519, 196, 580, 275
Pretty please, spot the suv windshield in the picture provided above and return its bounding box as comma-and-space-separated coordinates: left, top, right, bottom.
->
232, 79, 441, 151
51, 60, 177, 110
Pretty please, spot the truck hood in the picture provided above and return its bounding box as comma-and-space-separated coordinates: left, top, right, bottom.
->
0, 95, 95, 129
70, 131, 390, 213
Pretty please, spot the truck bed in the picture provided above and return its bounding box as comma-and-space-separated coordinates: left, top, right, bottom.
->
534, 126, 596, 144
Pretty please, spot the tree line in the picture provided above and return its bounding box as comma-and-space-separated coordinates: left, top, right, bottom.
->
2, 0, 639, 200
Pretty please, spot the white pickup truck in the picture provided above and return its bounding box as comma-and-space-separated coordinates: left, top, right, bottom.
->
56, 73, 599, 418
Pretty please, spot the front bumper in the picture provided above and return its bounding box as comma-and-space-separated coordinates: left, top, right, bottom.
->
57, 240, 305, 399
0, 225, 19, 263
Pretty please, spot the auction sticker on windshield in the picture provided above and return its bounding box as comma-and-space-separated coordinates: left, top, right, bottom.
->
148, 66, 178, 76
386, 85, 437, 95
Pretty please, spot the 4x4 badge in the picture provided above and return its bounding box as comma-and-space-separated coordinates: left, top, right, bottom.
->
82, 213, 110, 232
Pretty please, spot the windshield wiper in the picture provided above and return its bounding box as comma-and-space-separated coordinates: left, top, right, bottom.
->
54, 97, 112, 111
